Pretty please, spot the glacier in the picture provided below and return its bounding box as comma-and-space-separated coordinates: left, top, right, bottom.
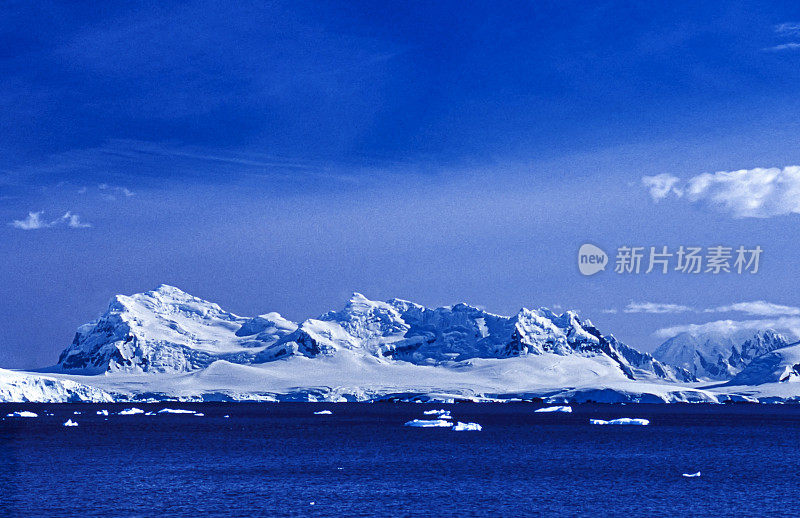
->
2, 285, 800, 403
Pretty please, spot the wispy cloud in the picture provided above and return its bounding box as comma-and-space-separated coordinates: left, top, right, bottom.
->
5, 139, 363, 189
605, 300, 800, 317
623, 301, 693, 314
765, 23, 800, 51
707, 301, 800, 316
642, 166, 800, 218
10, 211, 91, 230
775, 22, 800, 36
641, 174, 682, 201
764, 42, 800, 51
653, 317, 800, 340
98, 183, 135, 200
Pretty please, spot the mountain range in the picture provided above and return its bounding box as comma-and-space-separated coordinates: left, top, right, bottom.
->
3, 286, 800, 403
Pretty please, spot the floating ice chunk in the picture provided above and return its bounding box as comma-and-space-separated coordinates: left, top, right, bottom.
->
6, 411, 38, 418
194, 413, 205, 417
404, 419, 454, 428
118, 407, 145, 415
452, 422, 482, 431
682, 471, 701, 478
157, 408, 196, 414
590, 418, 649, 426
145, 412, 156, 416
313, 410, 333, 415
535, 406, 572, 413
223, 415, 230, 418
97, 410, 109, 416
423, 409, 449, 416
73, 411, 82, 415
63, 419, 78, 427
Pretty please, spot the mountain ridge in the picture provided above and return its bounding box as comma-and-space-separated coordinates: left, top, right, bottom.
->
54, 286, 694, 384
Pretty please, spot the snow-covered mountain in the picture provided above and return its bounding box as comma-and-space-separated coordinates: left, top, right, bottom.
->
728, 342, 800, 385
56, 285, 297, 374
652, 329, 790, 380
55, 286, 692, 383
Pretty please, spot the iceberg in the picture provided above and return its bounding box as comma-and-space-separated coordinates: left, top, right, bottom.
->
452, 421, 482, 431
118, 407, 145, 415
404, 419, 454, 428
682, 471, 701, 478
6, 411, 38, 418
589, 418, 649, 426
313, 410, 333, 415
97, 410, 109, 416
535, 405, 572, 413
63, 419, 78, 427
423, 409, 451, 419
423, 409, 449, 416
157, 408, 197, 414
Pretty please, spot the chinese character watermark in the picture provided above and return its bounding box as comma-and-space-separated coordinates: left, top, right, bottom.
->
579, 244, 762, 276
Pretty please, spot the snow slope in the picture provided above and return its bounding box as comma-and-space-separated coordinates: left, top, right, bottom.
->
45, 349, 718, 403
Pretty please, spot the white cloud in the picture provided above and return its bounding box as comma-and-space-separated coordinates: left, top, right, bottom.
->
642, 165, 800, 218
11, 211, 48, 230
623, 301, 693, 314
641, 174, 682, 201
653, 317, 800, 340
98, 183, 135, 200
775, 23, 800, 36
765, 42, 800, 51
9, 211, 91, 230
58, 211, 92, 228
707, 301, 800, 316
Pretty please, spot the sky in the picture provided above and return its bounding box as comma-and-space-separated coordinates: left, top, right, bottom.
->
4, 1, 800, 368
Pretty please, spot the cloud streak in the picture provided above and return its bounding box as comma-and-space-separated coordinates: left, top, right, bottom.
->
775, 23, 800, 36
623, 301, 694, 314
764, 42, 800, 51
642, 166, 800, 218
10, 211, 91, 230
708, 301, 800, 317
98, 183, 135, 200
653, 317, 800, 340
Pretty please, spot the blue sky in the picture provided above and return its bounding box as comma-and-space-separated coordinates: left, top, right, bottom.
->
4, 1, 800, 368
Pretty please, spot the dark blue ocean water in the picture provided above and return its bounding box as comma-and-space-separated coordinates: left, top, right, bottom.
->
1, 403, 800, 517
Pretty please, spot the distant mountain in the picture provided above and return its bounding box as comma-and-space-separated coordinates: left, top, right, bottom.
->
54, 286, 693, 383
652, 329, 790, 381
728, 342, 800, 385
